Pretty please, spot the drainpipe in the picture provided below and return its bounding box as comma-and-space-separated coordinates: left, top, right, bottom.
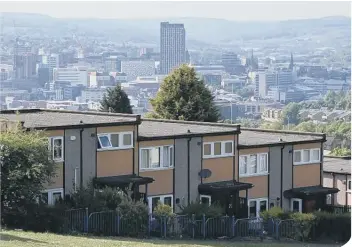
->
187, 137, 191, 205
280, 144, 285, 208
79, 128, 84, 188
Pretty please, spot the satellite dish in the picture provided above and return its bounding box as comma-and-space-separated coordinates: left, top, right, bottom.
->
198, 169, 212, 179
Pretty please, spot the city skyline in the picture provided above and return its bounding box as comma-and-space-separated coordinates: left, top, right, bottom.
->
1, 1, 351, 21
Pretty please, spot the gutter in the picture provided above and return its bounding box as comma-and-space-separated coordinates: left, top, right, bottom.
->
280, 144, 285, 208
79, 128, 83, 188
187, 137, 191, 205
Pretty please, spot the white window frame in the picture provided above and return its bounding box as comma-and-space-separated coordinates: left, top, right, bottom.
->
148, 194, 173, 214
248, 198, 268, 218
239, 153, 268, 177
293, 148, 321, 165
139, 145, 174, 171
202, 141, 234, 159
48, 136, 64, 162
97, 131, 133, 151
290, 198, 302, 213
200, 195, 211, 206
42, 188, 64, 205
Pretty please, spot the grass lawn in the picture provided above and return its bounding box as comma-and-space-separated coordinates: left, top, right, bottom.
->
0, 230, 341, 247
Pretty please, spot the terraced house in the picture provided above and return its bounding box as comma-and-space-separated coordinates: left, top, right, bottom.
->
0, 109, 338, 217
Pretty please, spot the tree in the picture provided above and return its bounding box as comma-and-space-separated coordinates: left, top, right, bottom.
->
148, 65, 219, 122
330, 148, 351, 157
100, 85, 133, 114
1, 126, 55, 219
281, 102, 302, 125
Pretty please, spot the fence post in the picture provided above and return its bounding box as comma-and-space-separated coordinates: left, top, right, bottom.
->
202, 214, 206, 239
117, 214, 120, 235
84, 208, 89, 233
148, 214, 151, 237
275, 220, 280, 240
231, 216, 235, 237
192, 214, 195, 239
163, 216, 167, 238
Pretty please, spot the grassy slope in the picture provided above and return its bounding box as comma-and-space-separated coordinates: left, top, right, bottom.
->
0, 230, 340, 247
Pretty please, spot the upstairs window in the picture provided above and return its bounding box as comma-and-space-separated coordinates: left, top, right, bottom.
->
294, 148, 321, 165
203, 141, 234, 158
140, 146, 174, 170
97, 132, 133, 150
48, 137, 64, 162
239, 153, 268, 177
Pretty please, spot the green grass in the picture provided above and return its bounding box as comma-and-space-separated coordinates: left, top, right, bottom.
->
0, 230, 340, 247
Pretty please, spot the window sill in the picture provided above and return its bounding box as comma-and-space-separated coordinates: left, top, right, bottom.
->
53, 159, 64, 163
140, 167, 174, 172
203, 154, 234, 159
294, 161, 321, 165
239, 172, 269, 178
97, 146, 133, 152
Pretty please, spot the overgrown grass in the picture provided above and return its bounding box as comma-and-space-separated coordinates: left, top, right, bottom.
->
0, 230, 341, 247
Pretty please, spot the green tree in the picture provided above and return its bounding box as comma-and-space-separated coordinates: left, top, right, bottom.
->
147, 65, 219, 122
1, 126, 55, 219
281, 102, 302, 125
100, 85, 133, 114
330, 148, 351, 157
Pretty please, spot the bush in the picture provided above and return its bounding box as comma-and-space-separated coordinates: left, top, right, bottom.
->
290, 213, 316, 242
313, 211, 351, 243
260, 206, 290, 220
179, 201, 224, 219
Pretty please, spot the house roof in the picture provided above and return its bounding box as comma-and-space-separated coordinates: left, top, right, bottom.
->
0, 109, 140, 129
323, 156, 351, 174
238, 128, 325, 147
138, 119, 240, 139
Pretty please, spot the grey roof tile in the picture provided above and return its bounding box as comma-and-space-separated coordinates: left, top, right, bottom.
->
323, 157, 351, 174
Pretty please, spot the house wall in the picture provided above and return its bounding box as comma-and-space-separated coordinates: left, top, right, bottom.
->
138, 139, 174, 196
96, 125, 136, 177
202, 134, 237, 183
174, 137, 202, 209
45, 130, 65, 190
324, 173, 351, 206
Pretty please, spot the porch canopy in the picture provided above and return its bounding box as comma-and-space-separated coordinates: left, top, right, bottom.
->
94, 174, 154, 187
198, 180, 253, 195
284, 185, 339, 199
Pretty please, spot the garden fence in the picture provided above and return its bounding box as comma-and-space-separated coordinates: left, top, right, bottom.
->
62, 209, 302, 240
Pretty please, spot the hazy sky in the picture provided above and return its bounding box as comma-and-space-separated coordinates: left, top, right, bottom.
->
1, 1, 351, 21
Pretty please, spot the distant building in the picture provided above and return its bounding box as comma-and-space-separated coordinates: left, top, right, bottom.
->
53, 67, 88, 87
104, 56, 123, 72
160, 22, 186, 75
121, 60, 155, 81
139, 48, 154, 57
38, 67, 50, 87
78, 88, 111, 103
14, 54, 37, 79
255, 69, 293, 98
89, 72, 115, 87
222, 52, 241, 74
42, 54, 60, 81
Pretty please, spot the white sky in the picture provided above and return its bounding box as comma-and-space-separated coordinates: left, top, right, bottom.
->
0, 1, 351, 21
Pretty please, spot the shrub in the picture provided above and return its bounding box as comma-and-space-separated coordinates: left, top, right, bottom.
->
153, 202, 174, 218
290, 212, 316, 242
313, 211, 351, 243
260, 206, 290, 220
179, 200, 224, 219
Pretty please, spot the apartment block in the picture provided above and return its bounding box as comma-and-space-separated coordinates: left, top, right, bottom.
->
0, 109, 337, 217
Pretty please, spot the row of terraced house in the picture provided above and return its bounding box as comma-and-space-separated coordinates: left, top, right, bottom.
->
0, 109, 339, 218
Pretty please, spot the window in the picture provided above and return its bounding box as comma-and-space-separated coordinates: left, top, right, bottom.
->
290, 198, 302, 213
348, 180, 351, 191
294, 149, 321, 165
140, 146, 173, 170
303, 150, 310, 162
239, 153, 268, 177
148, 195, 173, 213
248, 198, 268, 218
41, 188, 63, 205
203, 141, 234, 158
48, 137, 64, 162
203, 144, 211, 156
294, 151, 301, 163
97, 132, 133, 150
200, 195, 211, 206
